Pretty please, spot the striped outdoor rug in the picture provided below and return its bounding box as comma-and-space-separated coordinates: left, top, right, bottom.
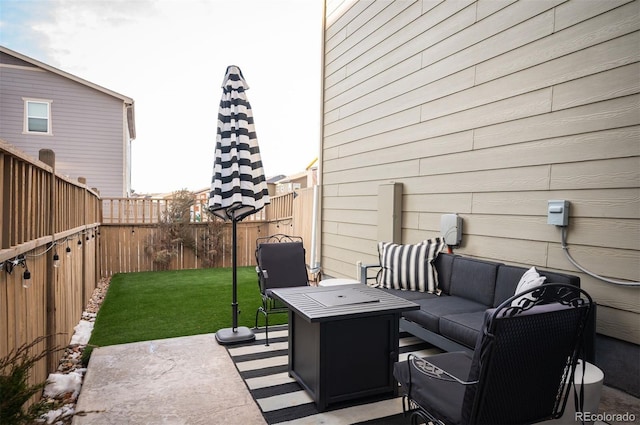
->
226, 325, 442, 425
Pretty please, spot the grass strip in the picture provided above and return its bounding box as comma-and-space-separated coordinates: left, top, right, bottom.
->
88, 267, 287, 348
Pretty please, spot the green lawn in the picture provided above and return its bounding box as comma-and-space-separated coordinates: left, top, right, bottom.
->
88, 267, 287, 349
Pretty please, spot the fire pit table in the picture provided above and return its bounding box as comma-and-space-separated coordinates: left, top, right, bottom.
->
270, 284, 419, 411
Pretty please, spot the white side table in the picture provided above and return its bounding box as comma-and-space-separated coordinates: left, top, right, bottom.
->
318, 278, 360, 287
545, 360, 604, 424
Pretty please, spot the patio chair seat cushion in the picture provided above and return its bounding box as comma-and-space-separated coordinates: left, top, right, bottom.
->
394, 351, 473, 425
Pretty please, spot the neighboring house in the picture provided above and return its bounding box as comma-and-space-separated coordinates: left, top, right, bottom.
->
321, 0, 639, 396
274, 162, 319, 195
0, 45, 136, 197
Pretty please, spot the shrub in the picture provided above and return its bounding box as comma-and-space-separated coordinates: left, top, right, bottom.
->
0, 336, 57, 425
144, 189, 226, 269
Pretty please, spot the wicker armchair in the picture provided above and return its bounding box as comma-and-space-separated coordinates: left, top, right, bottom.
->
394, 283, 594, 425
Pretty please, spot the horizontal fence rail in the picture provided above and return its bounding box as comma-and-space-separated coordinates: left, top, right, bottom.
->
102, 195, 278, 224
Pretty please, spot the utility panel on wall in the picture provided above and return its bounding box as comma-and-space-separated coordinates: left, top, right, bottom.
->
440, 214, 462, 246
378, 182, 402, 243
547, 200, 570, 226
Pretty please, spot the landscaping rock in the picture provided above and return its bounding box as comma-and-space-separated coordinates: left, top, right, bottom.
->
37, 277, 110, 425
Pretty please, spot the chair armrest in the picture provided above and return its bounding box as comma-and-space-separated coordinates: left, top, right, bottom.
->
360, 263, 381, 285
409, 354, 478, 385
256, 266, 268, 293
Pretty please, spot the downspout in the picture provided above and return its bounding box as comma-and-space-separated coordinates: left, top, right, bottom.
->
310, 183, 320, 275
125, 102, 136, 197
310, 0, 327, 280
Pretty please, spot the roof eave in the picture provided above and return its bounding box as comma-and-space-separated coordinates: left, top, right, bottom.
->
0, 45, 134, 104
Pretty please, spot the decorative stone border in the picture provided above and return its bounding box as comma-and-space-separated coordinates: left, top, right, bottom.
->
38, 277, 110, 425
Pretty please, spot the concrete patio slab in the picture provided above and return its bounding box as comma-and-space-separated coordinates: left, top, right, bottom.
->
73, 333, 265, 425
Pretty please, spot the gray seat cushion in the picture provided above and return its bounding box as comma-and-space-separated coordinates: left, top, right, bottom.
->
449, 257, 500, 306
439, 311, 486, 348
402, 295, 487, 332
378, 287, 440, 302
394, 352, 473, 425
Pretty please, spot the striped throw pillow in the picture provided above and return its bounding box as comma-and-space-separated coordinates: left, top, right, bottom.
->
376, 238, 446, 293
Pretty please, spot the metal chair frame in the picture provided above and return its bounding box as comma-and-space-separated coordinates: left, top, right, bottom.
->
398, 283, 594, 425
254, 234, 309, 345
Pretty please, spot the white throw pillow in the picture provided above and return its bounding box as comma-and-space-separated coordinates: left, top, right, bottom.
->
512, 266, 546, 307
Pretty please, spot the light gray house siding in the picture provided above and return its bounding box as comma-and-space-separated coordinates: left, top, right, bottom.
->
322, 0, 639, 394
0, 47, 134, 197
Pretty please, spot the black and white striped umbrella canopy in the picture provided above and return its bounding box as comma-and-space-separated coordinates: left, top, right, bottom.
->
208, 65, 270, 221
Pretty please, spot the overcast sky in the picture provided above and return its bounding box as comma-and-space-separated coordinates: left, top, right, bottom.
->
0, 0, 323, 194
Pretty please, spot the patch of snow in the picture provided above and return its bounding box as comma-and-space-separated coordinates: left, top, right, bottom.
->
43, 372, 83, 399
38, 276, 110, 424
69, 320, 94, 345
42, 404, 75, 425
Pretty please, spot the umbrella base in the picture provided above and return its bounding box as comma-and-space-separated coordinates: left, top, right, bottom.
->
215, 326, 256, 345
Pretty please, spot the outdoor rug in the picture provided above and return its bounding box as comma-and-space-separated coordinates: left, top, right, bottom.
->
226, 325, 442, 425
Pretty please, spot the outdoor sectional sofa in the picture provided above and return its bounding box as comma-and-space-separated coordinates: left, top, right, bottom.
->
360, 249, 596, 361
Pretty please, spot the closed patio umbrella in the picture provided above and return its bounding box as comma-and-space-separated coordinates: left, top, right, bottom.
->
209, 65, 270, 344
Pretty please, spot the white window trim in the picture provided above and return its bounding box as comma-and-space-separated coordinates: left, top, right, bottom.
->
23, 97, 53, 135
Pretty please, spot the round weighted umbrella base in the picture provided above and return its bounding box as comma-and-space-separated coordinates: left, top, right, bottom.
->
215, 326, 256, 345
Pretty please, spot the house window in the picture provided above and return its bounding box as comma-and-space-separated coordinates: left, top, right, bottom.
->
24, 99, 52, 134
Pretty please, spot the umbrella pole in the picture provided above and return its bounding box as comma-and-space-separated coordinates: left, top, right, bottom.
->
216, 217, 255, 345
231, 217, 238, 330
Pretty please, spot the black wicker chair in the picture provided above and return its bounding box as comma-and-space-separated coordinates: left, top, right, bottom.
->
394, 283, 594, 425
254, 234, 310, 345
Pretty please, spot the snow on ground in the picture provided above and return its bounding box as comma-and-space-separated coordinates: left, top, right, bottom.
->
43, 372, 83, 399
69, 320, 94, 345
37, 278, 109, 425
41, 405, 75, 425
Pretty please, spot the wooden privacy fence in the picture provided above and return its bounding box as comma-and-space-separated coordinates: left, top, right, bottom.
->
1, 137, 317, 395
1, 140, 101, 381
99, 187, 317, 274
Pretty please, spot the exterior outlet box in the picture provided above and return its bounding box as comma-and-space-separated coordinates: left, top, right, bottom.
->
440, 214, 462, 246
548, 200, 569, 226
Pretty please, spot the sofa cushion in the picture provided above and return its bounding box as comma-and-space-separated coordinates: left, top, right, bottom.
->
433, 253, 457, 294
449, 257, 501, 306
494, 265, 581, 307
402, 295, 487, 333
378, 287, 440, 302
376, 238, 446, 293
439, 311, 486, 348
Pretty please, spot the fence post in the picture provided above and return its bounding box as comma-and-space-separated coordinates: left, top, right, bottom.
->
78, 177, 88, 308
39, 149, 57, 371
92, 188, 101, 289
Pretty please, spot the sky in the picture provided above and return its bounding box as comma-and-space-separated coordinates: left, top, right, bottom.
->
0, 0, 323, 194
